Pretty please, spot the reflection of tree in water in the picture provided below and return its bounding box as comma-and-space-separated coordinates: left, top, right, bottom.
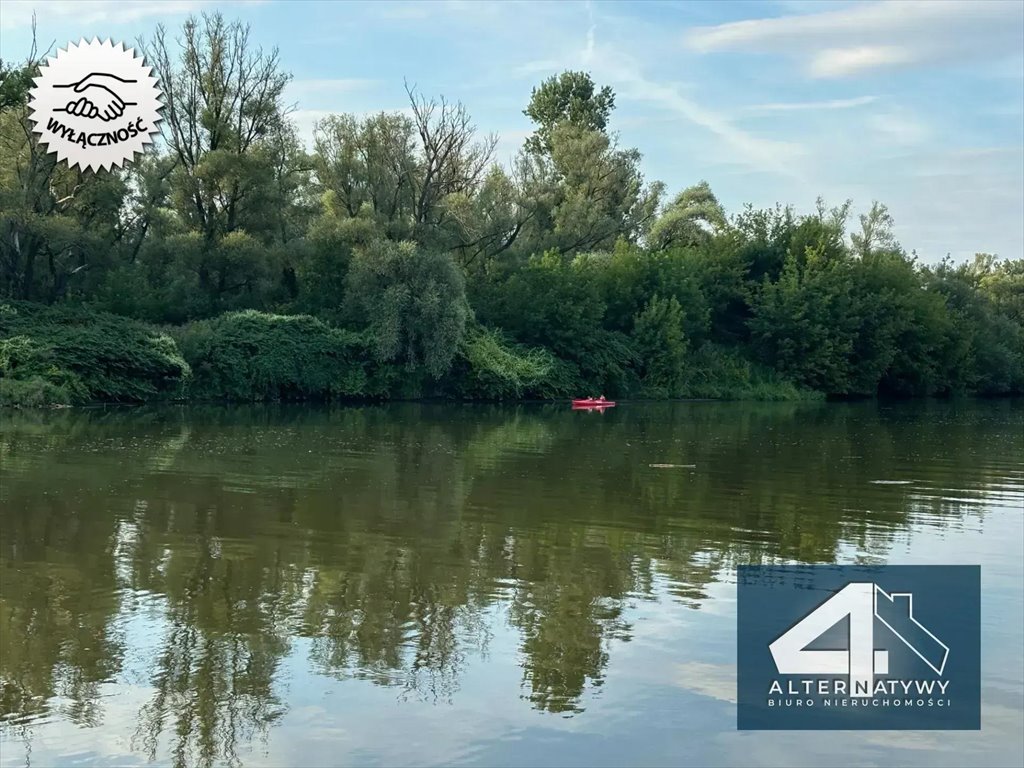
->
0, 401, 1019, 758
133, 623, 285, 768
122, 501, 295, 768
300, 546, 490, 706
503, 528, 638, 716
0, 495, 124, 729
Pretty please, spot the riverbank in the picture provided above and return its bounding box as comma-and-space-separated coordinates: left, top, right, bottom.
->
0, 302, 819, 407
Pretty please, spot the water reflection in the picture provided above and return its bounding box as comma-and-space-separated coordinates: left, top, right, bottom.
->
1, 401, 1021, 766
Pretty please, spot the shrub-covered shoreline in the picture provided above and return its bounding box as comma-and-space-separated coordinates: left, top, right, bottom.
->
5, 295, 1020, 407
1, 302, 824, 407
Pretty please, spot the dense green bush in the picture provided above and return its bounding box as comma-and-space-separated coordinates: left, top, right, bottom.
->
678, 344, 819, 401
173, 310, 368, 401
445, 325, 563, 399
633, 294, 688, 396
0, 302, 190, 405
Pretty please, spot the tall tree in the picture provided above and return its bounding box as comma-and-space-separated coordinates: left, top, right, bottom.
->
312, 88, 496, 252
146, 12, 293, 244
524, 71, 615, 154
526, 124, 662, 255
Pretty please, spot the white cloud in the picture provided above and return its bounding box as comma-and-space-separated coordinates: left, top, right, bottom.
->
475, 5, 803, 179
686, 0, 1024, 78
742, 95, 878, 114
290, 109, 335, 147
520, 11, 809, 179
0, 0, 266, 30
809, 46, 915, 78
673, 662, 737, 704
583, 0, 596, 65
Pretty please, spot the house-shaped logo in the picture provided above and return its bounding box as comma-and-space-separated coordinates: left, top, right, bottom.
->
768, 582, 949, 696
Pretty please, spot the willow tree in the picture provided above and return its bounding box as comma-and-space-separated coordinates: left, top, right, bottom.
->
647, 181, 727, 251
344, 239, 470, 379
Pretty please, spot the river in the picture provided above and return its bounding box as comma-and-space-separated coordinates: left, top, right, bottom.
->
0, 401, 1021, 766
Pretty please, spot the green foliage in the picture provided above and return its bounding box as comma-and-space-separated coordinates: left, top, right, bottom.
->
446, 325, 560, 399
292, 215, 377, 322
922, 257, 1024, 396
173, 310, 367, 401
679, 344, 820, 401
533, 125, 663, 254
750, 250, 859, 393
633, 295, 687, 396
648, 181, 727, 251
524, 71, 616, 154
0, 302, 189, 405
0, 59, 34, 112
345, 239, 470, 378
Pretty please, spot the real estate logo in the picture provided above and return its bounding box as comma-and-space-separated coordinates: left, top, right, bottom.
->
29, 39, 162, 172
737, 565, 980, 730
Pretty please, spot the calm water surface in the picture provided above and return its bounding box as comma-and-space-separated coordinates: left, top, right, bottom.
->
1, 401, 1022, 767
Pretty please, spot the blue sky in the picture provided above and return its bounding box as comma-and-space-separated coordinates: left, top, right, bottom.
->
2, 0, 1022, 261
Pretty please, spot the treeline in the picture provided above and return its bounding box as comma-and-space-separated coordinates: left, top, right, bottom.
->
1, 13, 1021, 405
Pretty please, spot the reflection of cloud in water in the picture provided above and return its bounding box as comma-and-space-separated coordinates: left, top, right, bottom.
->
710, 701, 1024, 768
673, 662, 736, 704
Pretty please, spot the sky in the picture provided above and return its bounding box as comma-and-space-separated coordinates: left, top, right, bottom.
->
2, 0, 1022, 262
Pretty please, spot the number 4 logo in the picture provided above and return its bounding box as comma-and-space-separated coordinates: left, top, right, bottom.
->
769, 582, 949, 697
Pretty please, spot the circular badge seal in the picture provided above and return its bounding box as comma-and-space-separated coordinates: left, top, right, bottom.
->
29, 39, 162, 172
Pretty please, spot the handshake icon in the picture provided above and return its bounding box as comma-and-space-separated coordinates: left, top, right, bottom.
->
55, 73, 138, 122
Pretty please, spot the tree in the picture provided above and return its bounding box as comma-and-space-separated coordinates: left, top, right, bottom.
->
633, 295, 687, 395
142, 13, 308, 312
521, 125, 663, 255
524, 71, 615, 154
407, 85, 497, 235
146, 12, 297, 245
312, 88, 497, 255
749, 248, 859, 394
344, 239, 470, 378
312, 111, 418, 239
445, 163, 539, 271
976, 255, 1024, 324
852, 201, 899, 259
0, 54, 129, 302
647, 181, 727, 251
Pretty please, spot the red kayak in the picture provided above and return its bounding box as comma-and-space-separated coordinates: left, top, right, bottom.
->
571, 398, 616, 408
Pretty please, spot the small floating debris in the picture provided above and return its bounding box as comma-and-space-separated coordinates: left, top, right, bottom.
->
650, 463, 696, 469
869, 480, 914, 485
